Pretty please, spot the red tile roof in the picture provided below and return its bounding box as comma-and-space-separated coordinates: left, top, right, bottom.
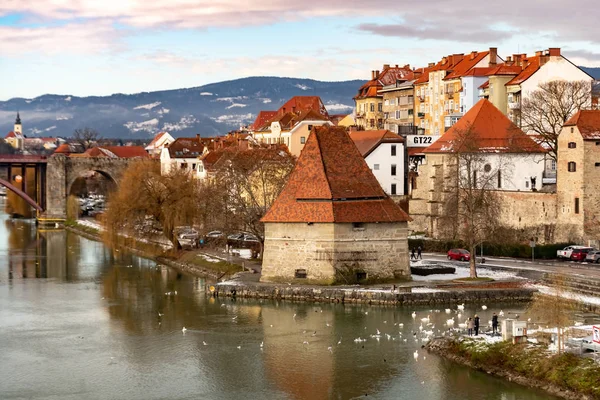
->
355, 66, 415, 99
564, 110, 600, 140
54, 143, 83, 154
76, 146, 149, 158
167, 137, 208, 158
424, 99, 546, 154
350, 130, 404, 157
461, 67, 495, 77
478, 80, 490, 89
505, 56, 541, 86
251, 111, 277, 130
5, 131, 20, 139
486, 64, 522, 76
261, 126, 410, 223
444, 52, 490, 80
277, 96, 328, 118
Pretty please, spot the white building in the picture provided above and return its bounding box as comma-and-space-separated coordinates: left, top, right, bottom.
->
160, 135, 208, 176
349, 129, 406, 195
145, 131, 175, 157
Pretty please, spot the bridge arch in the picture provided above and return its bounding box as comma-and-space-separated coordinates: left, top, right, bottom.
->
0, 177, 43, 212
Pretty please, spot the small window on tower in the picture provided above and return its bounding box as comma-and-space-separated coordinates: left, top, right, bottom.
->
568, 142, 577, 149
300, 136, 306, 144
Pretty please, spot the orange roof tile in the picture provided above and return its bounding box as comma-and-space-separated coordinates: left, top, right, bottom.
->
505, 57, 540, 86
444, 52, 489, 80
564, 110, 600, 140
167, 137, 207, 158
461, 66, 495, 77
486, 64, 522, 76
349, 130, 404, 157
261, 126, 410, 223
277, 96, 328, 118
146, 132, 166, 148
478, 80, 490, 89
424, 99, 546, 154
5, 131, 17, 139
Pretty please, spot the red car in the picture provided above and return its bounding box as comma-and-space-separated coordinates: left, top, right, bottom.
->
570, 247, 594, 261
447, 248, 471, 262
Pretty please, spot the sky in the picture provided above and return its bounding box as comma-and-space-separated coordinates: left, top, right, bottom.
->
1, 0, 600, 100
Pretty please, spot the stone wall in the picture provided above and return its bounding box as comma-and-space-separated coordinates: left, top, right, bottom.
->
260, 222, 410, 284
213, 282, 535, 305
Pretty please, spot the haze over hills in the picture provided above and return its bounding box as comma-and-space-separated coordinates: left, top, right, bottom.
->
0, 77, 365, 139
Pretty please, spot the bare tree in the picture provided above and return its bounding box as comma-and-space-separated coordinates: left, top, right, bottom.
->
521, 80, 591, 160
73, 128, 100, 150
212, 147, 295, 253
0, 140, 16, 155
103, 160, 197, 250
438, 126, 506, 278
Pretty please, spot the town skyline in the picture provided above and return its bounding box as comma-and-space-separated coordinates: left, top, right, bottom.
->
2, 0, 600, 100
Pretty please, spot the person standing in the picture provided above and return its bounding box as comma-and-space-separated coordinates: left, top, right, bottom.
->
417, 246, 422, 260
492, 313, 499, 335
474, 314, 480, 336
411, 248, 416, 261
467, 317, 474, 336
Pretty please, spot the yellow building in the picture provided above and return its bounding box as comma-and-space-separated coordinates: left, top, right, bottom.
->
354, 65, 415, 130
5, 112, 24, 150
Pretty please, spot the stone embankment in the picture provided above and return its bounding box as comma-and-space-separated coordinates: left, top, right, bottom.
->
212, 282, 535, 305
426, 338, 599, 400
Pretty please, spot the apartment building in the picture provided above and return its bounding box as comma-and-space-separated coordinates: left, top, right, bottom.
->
380, 79, 421, 135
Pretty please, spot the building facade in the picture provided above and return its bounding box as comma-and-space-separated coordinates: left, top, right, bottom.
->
380, 80, 419, 135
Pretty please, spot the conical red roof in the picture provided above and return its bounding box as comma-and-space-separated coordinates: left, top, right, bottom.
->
261, 126, 410, 223
424, 99, 546, 154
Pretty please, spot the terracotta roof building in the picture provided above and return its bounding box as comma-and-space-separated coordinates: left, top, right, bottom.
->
160, 135, 208, 176
260, 125, 411, 284
145, 131, 175, 157
73, 146, 149, 158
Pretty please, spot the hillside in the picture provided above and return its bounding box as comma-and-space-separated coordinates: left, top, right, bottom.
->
0, 77, 365, 139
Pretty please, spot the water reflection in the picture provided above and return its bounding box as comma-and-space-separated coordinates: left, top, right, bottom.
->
0, 203, 558, 400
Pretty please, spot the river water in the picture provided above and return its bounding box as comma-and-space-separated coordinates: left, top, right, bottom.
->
0, 202, 557, 400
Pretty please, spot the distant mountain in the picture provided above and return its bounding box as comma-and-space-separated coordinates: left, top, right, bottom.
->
0, 77, 365, 139
581, 67, 600, 80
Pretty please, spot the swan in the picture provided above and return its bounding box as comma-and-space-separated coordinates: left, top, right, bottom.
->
446, 318, 455, 326
421, 315, 430, 323
182, 327, 187, 333
499, 310, 505, 317
411, 311, 417, 318
413, 350, 419, 360
457, 304, 465, 311
445, 309, 451, 314
481, 305, 487, 310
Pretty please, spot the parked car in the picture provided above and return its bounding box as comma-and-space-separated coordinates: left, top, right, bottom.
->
571, 247, 595, 262
447, 248, 471, 262
557, 245, 586, 260
585, 250, 600, 263
227, 232, 261, 249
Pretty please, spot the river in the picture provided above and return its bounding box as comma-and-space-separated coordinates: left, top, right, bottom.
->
0, 202, 558, 400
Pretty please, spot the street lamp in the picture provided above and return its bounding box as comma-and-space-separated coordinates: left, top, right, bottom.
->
13, 175, 22, 183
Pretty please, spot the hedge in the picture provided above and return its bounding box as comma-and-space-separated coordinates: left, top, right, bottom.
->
408, 239, 571, 260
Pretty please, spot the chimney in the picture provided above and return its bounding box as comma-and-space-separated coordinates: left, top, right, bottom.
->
505, 55, 513, 65
548, 47, 561, 57
375, 70, 380, 79
512, 54, 521, 66
292, 106, 297, 114
371, 70, 376, 80
451, 54, 463, 65
403, 64, 410, 69
395, 64, 399, 68
470, 51, 477, 60
489, 47, 497, 66
535, 50, 543, 57
196, 134, 201, 142
383, 64, 390, 70
442, 57, 448, 65
428, 62, 435, 68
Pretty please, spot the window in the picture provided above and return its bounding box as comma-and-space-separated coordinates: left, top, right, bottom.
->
370, 119, 375, 128
575, 197, 580, 214
571, 127, 574, 133
497, 170, 502, 188
473, 170, 477, 184
551, 159, 556, 171
370, 103, 375, 112
308, 124, 313, 131
295, 269, 307, 279
373, 164, 380, 170
568, 162, 577, 172
484, 163, 492, 172
391, 164, 397, 176
352, 222, 365, 229
568, 142, 577, 148
191, 163, 196, 170
181, 163, 187, 169
391, 184, 397, 195
525, 180, 529, 188
391, 145, 397, 156
596, 162, 600, 167
378, 103, 383, 112
300, 136, 306, 144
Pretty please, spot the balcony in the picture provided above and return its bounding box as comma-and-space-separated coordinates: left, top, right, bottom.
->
418, 95, 425, 102
445, 91, 454, 99
417, 112, 425, 118
508, 101, 521, 110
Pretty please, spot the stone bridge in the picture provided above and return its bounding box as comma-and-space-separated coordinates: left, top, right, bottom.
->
41, 155, 137, 222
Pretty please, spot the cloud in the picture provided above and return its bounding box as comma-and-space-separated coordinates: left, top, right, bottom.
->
563, 49, 600, 64
356, 23, 512, 43
0, 22, 122, 56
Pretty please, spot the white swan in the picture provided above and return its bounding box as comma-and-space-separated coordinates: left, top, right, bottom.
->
481, 305, 488, 310
457, 304, 465, 311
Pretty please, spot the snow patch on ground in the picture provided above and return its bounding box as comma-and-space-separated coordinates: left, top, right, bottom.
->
45, 126, 57, 131
157, 108, 170, 115
295, 84, 311, 90
134, 101, 161, 110
411, 287, 448, 293
410, 261, 521, 281
325, 103, 353, 111
161, 115, 198, 131
124, 118, 159, 133
77, 219, 104, 232
527, 283, 600, 306
216, 96, 247, 102
25, 100, 33, 104
226, 103, 247, 109
64, 96, 72, 102
236, 249, 253, 259
56, 115, 72, 120
200, 92, 213, 96
198, 254, 221, 263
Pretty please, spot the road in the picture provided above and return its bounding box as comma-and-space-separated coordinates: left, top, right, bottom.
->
422, 252, 600, 280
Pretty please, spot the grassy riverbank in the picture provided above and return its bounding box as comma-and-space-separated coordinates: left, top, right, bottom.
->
427, 337, 600, 400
